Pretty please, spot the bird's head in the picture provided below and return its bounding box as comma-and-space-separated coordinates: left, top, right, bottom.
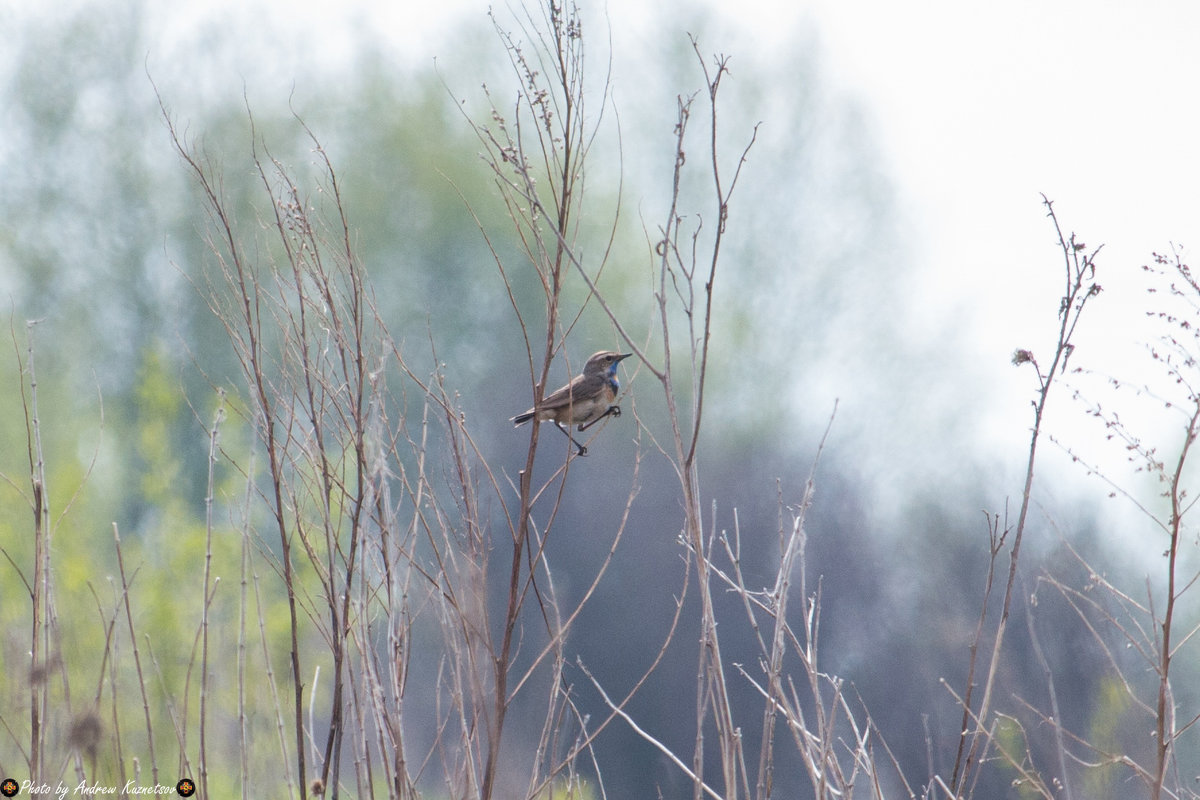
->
584, 350, 632, 377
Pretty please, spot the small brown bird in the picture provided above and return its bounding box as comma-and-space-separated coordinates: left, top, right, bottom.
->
511, 350, 632, 455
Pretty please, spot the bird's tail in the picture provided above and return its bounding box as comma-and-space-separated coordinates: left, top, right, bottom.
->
511, 411, 534, 426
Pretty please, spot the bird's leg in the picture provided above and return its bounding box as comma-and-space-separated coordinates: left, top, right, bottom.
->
578, 405, 620, 431
554, 422, 588, 456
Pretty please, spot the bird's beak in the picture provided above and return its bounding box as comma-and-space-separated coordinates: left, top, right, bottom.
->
617, 353, 633, 362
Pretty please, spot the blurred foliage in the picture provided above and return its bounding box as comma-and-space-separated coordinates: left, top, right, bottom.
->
1083, 676, 1133, 800
1, 0, 1194, 797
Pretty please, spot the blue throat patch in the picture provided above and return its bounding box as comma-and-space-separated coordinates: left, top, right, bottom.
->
607, 363, 620, 392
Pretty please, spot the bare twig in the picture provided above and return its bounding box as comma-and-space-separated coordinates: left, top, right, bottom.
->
951, 197, 1102, 794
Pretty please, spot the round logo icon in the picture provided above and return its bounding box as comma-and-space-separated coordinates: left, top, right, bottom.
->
175, 778, 195, 797
0, 778, 17, 798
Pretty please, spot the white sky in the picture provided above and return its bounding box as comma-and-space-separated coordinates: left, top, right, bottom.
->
810, 0, 1200, 308
799, 2, 1200, 424
803, 1, 1200, 492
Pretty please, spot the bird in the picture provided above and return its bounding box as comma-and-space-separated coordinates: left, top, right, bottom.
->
511, 350, 632, 455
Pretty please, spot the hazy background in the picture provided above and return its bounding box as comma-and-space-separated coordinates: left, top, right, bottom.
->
2, 0, 1197, 795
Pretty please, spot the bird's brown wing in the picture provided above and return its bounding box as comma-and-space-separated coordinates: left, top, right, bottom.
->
535, 375, 584, 411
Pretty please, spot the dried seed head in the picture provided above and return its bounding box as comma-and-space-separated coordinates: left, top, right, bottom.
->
1012, 349, 1035, 366
67, 712, 102, 754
